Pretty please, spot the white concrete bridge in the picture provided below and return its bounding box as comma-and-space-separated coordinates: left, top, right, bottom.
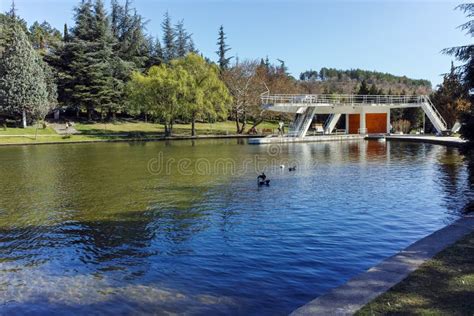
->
261, 94, 448, 137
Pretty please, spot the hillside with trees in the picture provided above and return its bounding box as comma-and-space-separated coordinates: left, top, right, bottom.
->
299, 68, 432, 95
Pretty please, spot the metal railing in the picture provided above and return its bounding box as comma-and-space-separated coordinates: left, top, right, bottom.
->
261, 94, 425, 106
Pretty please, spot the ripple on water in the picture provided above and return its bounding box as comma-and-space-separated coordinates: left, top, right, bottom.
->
0, 140, 470, 315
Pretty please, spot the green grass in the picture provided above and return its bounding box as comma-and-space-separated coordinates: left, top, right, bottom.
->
75, 120, 278, 136
356, 232, 474, 316
0, 126, 57, 135
0, 120, 278, 145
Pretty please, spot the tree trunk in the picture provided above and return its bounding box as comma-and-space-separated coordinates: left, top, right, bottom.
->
22, 109, 27, 128
87, 108, 92, 121
35, 121, 39, 140
247, 119, 264, 134
240, 111, 246, 134
169, 120, 173, 136
144, 113, 148, 123
191, 114, 196, 137
234, 111, 241, 134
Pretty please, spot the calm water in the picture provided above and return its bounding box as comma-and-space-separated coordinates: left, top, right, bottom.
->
0, 140, 472, 315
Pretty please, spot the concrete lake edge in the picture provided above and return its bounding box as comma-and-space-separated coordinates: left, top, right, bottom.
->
0, 134, 264, 147
290, 215, 474, 316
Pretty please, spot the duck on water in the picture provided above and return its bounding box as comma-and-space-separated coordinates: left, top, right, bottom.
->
257, 172, 270, 186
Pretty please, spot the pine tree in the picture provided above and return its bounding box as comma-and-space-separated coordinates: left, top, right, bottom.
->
64, 0, 121, 120
63, 23, 70, 42
146, 36, 163, 67
358, 80, 370, 95
368, 83, 378, 95
162, 12, 175, 62
187, 37, 197, 54
216, 25, 232, 70
0, 21, 51, 127
175, 20, 190, 58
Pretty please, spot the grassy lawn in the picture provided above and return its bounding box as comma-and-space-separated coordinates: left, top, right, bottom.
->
75, 120, 278, 136
0, 120, 278, 144
0, 126, 57, 135
356, 232, 474, 315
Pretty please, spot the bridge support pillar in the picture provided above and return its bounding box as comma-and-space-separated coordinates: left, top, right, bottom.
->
360, 111, 366, 135
345, 114, 349, 134
387, 109, 391, 134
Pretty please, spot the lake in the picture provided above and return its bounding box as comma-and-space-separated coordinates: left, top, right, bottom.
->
0, 139, 471, 315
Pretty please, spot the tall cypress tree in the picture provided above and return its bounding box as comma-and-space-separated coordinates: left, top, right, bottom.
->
216, 25, 232, 70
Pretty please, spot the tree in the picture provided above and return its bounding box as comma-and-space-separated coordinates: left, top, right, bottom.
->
222, 58, 297, 134
368, 83, 378, 95
162, 12, 175, 62
216, 25, 232, 70
175, 20, 193, 58
443, 4, 474, 141
60, 0, 123, 120
109, 0, 149, 69
358, 79, 370, 95
28, 21, 62, 55
300, 70, 319, 81
0, 21, 52, 127
222, 60, 261, 133
127, 64, 190, 136
172, 54, 231, 136
432, 62, 470, 129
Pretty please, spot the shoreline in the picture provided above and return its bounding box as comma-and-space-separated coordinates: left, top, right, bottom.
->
0, 134, 263, 147
291, 215, 474, 316
366, 134, 467, 147
1, 133, 467, 148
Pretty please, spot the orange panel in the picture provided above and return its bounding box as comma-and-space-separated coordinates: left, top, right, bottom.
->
348, 114, 360, 134
366, 113, 387, 134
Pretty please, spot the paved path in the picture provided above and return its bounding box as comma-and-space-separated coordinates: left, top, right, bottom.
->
249, 134, 363, 144
291, 215, 474, 316
50, 123, 79, 135
382, 135, 466, 147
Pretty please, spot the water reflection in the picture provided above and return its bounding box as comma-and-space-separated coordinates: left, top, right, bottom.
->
0, 140, 472, 315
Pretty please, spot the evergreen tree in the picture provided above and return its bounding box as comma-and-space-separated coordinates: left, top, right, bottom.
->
162, 12, 175, 62
277, 59, 288, 75
0, 21, 51, 127
108, 0, 148, 68
63, 23, 70, 42
216, 25, 232, 70
146, 36, 164, 67
368, 83, 378, 95
358, 80, 370, 95
443, 4, 474, 141
28, 21, 62, 54
63, 0, 120, 120
175, 20, 189, 58
187, 37, 197, 54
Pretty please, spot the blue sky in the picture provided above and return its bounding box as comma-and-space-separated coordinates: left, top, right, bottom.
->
1, 0, 471, 86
